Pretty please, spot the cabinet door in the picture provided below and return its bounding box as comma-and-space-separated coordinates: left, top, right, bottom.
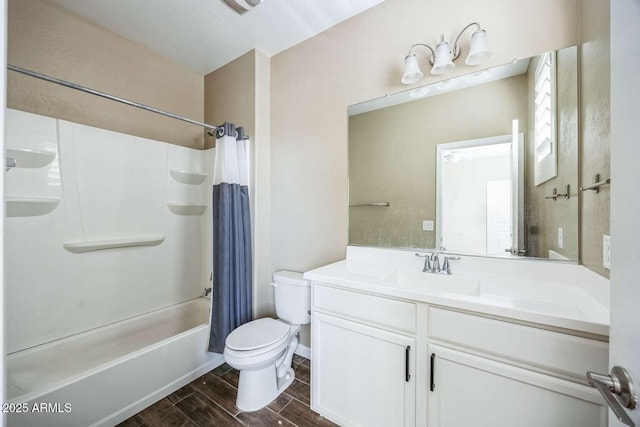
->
427, 345, 607, 427
312, 312, 416, 427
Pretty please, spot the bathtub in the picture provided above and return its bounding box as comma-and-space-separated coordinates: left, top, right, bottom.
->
6, 297, 223, 427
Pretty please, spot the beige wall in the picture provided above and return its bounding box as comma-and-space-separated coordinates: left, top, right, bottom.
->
525, 47, 579, 260
8, 0, 204, 148
205, 50, 274, 319
271, 0, 579, 278
349, 76, 527, 249
579, 0, 610, 277
272, 0, 578, 348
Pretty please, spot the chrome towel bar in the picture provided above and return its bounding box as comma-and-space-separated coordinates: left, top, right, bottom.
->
349, 202, 390, 207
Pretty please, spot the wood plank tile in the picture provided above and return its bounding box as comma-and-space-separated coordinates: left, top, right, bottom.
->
293, 363, 311, 385
292, 354, 306, 366
166, 383, 195, 404
190, 373, 241, 415
279, 399, 338, 427
220, 369, 240, 388
300, 358, 311, 368
211, 363, 233, 377
116, 414, 147, 427
284, 379, 310, 404
237, 407, 296, 427
137, 398, 197, 427
176, 393, 242, 427
267, 393, 293, 413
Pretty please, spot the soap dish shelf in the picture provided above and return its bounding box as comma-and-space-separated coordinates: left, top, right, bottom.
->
169, 169, 208, 185
63, 235, 165, 253
5, 197, 60, 217
6, 148, 56, 168
167, 203, 207, 216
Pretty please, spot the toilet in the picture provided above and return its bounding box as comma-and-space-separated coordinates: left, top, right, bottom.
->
223, 271, 311, 411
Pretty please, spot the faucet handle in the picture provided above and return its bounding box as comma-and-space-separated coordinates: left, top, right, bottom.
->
442, 257, 451, 275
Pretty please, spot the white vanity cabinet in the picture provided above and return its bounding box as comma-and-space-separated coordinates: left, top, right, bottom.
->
310, 281, 609, 427
426, 308, 608, 427
311, 283, 417, 427
427, 347, 607, 427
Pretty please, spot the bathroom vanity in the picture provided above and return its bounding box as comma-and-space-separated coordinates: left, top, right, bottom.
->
305, 247, 609, 427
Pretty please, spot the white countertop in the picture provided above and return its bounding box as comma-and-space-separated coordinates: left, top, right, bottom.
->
304, 247, 610, 337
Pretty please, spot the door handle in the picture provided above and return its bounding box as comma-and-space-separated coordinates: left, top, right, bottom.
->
504, 247, 527, 256
587, 366, 637, 426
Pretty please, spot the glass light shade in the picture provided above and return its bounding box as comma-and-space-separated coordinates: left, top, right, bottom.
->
401, 54, 423, 84
431, 41, 455, 75
465, 30, 491, 65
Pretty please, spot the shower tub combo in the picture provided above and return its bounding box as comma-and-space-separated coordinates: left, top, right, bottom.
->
6, 298, 222, 427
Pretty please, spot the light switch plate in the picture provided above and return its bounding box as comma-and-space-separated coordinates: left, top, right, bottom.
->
422, 220, 434, 231
603, 235, 611, 269
557, 227, 564, 249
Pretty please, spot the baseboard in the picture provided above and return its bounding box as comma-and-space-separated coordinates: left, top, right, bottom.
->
295, 343, 311, 360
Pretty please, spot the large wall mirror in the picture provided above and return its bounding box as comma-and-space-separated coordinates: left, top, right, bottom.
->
348, 46, 578, 261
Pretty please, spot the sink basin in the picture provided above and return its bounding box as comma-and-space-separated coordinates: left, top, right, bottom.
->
382, 269, 480, 296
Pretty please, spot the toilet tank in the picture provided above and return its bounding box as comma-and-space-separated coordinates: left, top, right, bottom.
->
272, 271, 311, 325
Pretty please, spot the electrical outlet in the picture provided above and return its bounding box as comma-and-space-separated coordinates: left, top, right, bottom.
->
557, 227, 564, 249
603, 235, 611, 269
422, 220, 434, 231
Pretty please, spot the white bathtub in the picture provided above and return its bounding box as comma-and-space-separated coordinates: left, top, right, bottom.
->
6, 297, 223, 427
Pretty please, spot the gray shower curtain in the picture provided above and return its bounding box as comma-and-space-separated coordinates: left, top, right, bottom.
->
208, 123, 252, 353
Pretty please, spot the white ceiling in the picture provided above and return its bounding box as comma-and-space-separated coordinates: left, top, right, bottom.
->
47, 0, 386, 75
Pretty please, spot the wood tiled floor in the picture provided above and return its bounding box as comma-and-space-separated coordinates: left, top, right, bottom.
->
118, 355, 337, 427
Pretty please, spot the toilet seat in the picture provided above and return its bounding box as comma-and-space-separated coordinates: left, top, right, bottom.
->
226, 318, 291, 352
224, 319, 293, 371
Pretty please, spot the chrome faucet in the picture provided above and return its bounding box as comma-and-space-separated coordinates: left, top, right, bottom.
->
430, 253, 440, 273
415, 252, 459, 275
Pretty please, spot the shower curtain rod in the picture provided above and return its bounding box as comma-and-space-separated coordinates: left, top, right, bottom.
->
7, 64, 232, 138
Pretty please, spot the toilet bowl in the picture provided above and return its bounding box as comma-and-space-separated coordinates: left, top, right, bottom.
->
223, 271, 310, 412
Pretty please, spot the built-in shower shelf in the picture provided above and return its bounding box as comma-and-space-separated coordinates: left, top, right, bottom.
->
5, 197, 60, 217
6, 147, 56, 168
169, 169, 208, 185
63, 235, 165, 253
167, 203, 207, 216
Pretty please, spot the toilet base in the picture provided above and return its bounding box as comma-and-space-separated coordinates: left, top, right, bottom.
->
236, 365, 295, 412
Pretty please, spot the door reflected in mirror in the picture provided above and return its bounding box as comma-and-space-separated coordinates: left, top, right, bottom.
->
348, 46, 578, 261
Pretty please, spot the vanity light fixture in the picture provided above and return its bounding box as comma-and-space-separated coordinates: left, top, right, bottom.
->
401, 22, 491, 84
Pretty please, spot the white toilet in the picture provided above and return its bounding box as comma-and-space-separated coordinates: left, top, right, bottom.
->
223, 271, 310, 411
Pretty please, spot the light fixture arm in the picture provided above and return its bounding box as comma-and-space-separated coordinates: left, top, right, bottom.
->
452, 22, 482, 60
409, 43, 436, 65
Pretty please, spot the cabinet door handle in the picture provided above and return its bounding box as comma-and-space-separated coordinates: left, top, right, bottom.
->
405, 346, 411, 382
430, 353, 435, 391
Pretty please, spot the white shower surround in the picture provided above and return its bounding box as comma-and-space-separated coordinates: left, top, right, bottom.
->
5, 109, 220, 424
5, 109, 214, 353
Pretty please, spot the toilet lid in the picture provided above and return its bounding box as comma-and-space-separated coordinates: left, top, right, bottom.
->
226, 318, 290, 351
